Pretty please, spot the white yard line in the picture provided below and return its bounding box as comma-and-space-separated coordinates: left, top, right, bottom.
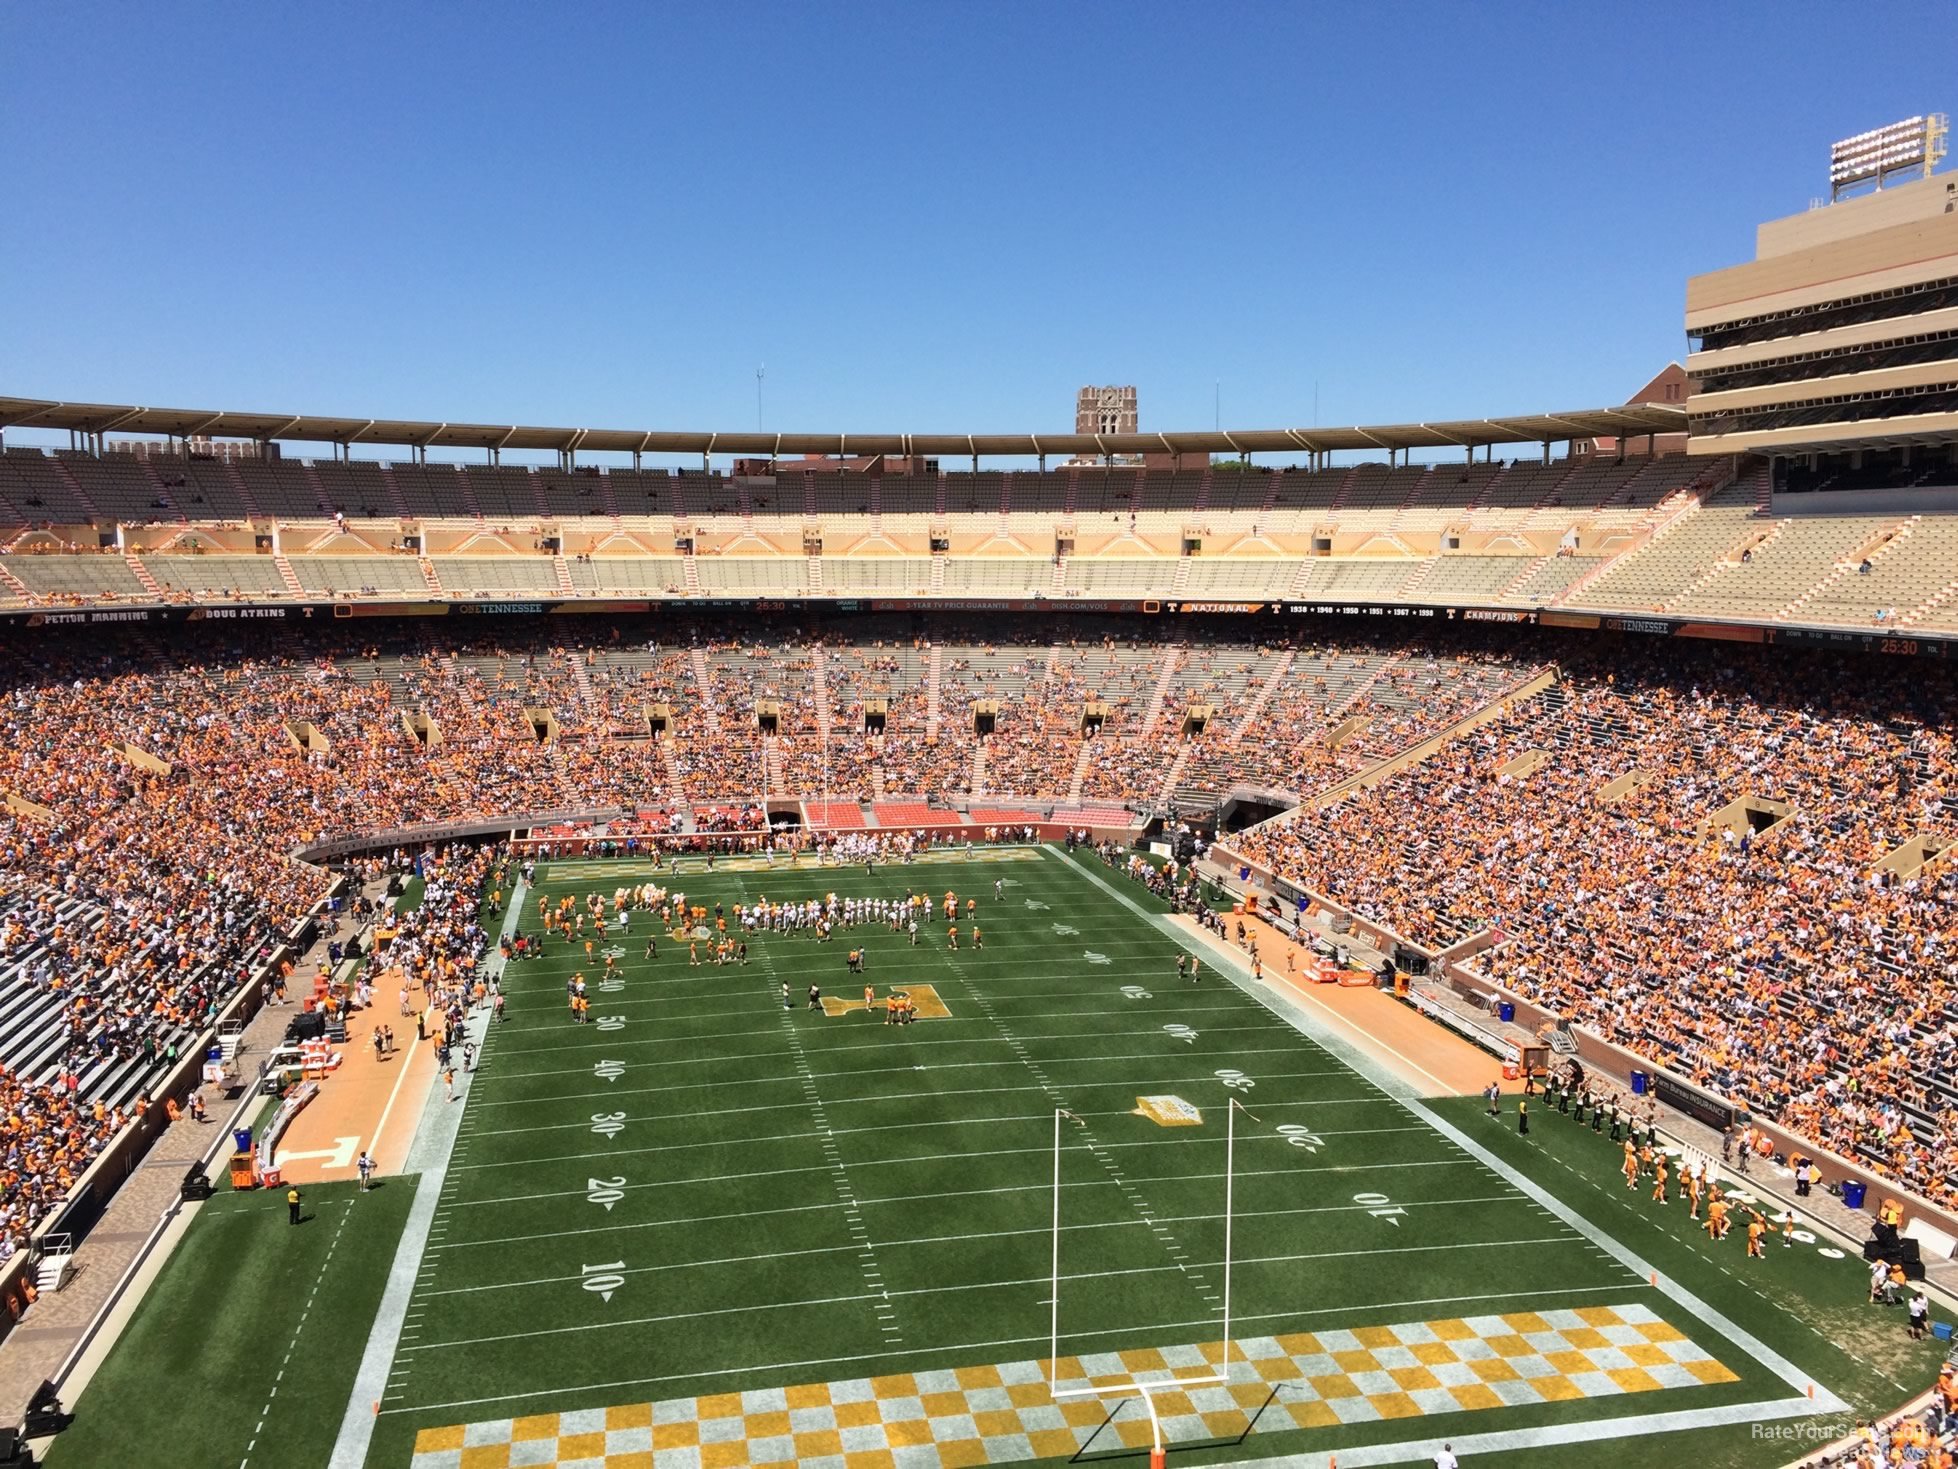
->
446, 1081, 1388, 1138
399, 1232, 1584, 1343
423, 1147, 1481, 1223
424, 1189, 1530, 1257
445, 1118, 1440, 1175
465, 1060, 1348, 1108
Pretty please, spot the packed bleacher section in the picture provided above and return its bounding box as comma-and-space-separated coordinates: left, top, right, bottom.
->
1230, 634, 1958, 1209
0, 585, 1955, 1262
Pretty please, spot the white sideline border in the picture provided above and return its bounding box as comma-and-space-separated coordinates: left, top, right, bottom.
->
326, 879, 522, 1469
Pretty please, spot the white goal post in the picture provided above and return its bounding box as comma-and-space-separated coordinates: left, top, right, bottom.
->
1047, 1098, 1256, 1465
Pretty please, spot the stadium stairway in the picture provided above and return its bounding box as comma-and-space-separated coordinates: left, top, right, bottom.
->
1775, 519, 1914, 622
124, 555, 164, 601
1065, 739, 1093, 803
1660, 519, 1788, 611
812, 650, 832, 742
968, 737, 987, 796
418, 558, 444, 597
686, 648, 720, 724
552, 556, 576, 596
924, 645, 943, 737
379, 466, 412, 518
300, 462, 333, 516
1138, 644, 1182, 732
1232, 649, 1295, 740
1493, 554, 1552, 602
48, 459, 103, 522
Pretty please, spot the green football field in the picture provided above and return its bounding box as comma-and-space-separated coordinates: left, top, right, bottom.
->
52, 843, 1948, 1469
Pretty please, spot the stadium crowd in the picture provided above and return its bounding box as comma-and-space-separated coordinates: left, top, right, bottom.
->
1, 610, 1955, 1260
1233, 639, 1958, 1207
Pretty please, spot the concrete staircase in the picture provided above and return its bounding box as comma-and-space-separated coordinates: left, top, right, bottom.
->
682, 556, 702, 595
1493, 554, 1552, 602
687, 647, 721, 727
273, 554, 306, 598
1325, 466, 1361, 513
1064, 740, 1094, 804
1169, 558, 1193, 597
418, 558, 445, 597
222, 460, 262, 519
811, 649, 832, 742
924, 644, 943, 738
807, 555, 823, 593
379, 466, 412, 518
968, 737, 988, 797
1659, 520, 1789, 612
1049, 556, 1067, 595
657, 738, 685, 795
1138, 644, 1183, 732
1904, 572, 1958, 627
49, 459, 104, 521
1775, 519, 1913, 622
0, 563, 33, 601
1394, 558, 1441, 601
1327, 653, 1404, 723
567, 652, 604, 727
301, 463, 334, 516
450, 466, 483, 520
1232, 650, 1296, 741
1154, 740, 1195, 807
929, 555, 946, 593
552, 556, 577, 596
762, 738, 787, 796
125, 554, 164, 600
1555, 489, 1717, 608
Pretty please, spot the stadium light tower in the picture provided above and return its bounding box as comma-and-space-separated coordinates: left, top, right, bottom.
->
1829, 114, 1948, 200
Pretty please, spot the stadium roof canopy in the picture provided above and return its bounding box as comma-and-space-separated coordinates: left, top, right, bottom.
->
0, 394, 1687, 460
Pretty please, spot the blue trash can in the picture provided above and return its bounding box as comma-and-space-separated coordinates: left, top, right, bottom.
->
1497, 1001, 1515, 1023
1842, 1180, 1868, 1210
1630, 1070, 1649, 1096
232, 1128, 253, 1154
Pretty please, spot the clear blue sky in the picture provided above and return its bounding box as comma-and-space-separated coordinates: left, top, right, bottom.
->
3, 2, 1952, 463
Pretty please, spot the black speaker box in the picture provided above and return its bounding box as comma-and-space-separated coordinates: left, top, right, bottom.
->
1899, 1238, 1921, 1264
1902, 1259, 1926, 1282
286, 1011, 325, 1043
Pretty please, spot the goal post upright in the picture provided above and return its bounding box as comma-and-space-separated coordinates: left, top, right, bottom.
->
1047, 1096, 1256, 1426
